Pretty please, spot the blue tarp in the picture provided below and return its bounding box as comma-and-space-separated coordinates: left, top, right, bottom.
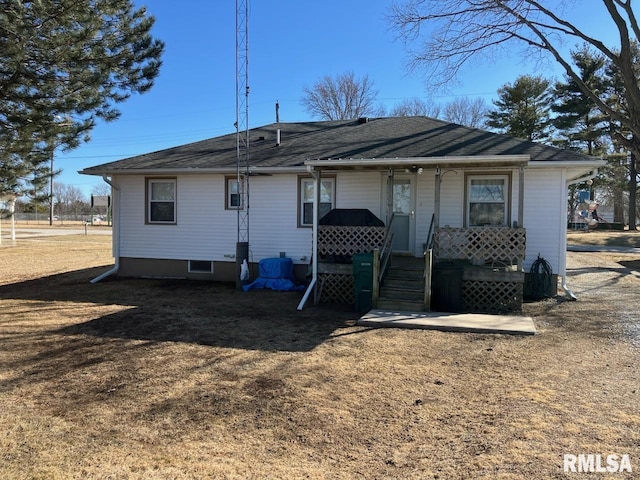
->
242, 257, 306, 292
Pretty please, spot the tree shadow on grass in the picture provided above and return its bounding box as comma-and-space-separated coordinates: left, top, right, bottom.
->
0, 268, 361, 353
618, 259, 640, 272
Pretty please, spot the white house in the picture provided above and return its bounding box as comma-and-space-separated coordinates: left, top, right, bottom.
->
80, 116, 604, 312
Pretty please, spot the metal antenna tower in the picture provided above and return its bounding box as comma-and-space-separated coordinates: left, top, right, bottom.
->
235, 0, 250, 286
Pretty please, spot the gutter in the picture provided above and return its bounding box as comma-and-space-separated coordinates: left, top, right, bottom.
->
90, 175, 120, 283
79, 166, 309, 177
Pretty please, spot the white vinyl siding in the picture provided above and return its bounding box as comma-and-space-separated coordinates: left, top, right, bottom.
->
113, 166, 563, 276
335, 171, 383, 219
439, 170, 465, 228
117, 174, 312, 264
249, 176, 311, 260
522, 168, 564, 274
415, 172, 435, 249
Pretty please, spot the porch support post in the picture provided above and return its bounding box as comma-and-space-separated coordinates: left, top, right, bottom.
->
386, 168, 394, 226
424, 248, 432, 311
297, 167, 320, 310
372, 248, 380, 307
434, 166, 441, 228
518, 164, 525, 227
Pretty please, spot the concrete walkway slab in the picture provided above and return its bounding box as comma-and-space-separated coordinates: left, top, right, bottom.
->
568, 244, 640, 254
358, 309, 536, 335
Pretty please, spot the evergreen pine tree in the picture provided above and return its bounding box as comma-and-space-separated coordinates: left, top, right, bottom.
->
0, 0, 164, 197
552, 47, 610, 156
486, 75, 553, 142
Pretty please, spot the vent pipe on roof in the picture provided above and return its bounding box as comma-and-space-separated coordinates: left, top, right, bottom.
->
276, 128, 281, 146
357, 117, 369, 124
275, 100, 280, 123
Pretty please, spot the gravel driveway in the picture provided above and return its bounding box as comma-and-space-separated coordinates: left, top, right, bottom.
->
565, 250, 640, 347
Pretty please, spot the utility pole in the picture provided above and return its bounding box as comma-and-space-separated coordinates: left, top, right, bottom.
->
235, 0, 250, 288
49, 116, 73, 225
49, 150, 55, 225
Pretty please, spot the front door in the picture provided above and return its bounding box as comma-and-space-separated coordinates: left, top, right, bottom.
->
391, 176, 415, 253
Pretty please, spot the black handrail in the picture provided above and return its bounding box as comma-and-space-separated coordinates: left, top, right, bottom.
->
424, 213, 435, 254
378, 213, 395, 283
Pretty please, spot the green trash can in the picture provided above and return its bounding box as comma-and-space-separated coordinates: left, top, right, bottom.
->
352, 252, 374, 312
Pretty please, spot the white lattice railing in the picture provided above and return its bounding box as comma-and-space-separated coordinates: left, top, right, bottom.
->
432, 227, 526, 313
432, 227, 526, 266
316, 225, 386, 304
318, 225, 386, 257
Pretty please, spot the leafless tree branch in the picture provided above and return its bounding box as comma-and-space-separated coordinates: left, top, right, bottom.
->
301, 72, 379, 120
389, 0, 640, 143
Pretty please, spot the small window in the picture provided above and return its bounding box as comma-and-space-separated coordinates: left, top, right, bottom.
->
225, 176, 244, 209
299, 177, 335, 227
188, 260, 214, 273
147, 178, 176, 224
467, 175, 509, 226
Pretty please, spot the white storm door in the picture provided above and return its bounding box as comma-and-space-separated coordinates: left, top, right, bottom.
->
391, 177, 415, 253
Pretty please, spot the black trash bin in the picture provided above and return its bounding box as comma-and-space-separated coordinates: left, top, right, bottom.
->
352, 252, 374, 312
431, 261, 464, 312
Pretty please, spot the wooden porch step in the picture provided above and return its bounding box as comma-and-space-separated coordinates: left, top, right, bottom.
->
380, 284, 424, 301
376, 298, 425, 312
377, 255, 427, 311
390, 255, 425, 267
386, 269, 423, 281
383, 277, 424, 290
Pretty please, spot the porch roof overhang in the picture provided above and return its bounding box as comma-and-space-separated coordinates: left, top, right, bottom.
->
305, 155, 530, 171
528, 159, 607, 183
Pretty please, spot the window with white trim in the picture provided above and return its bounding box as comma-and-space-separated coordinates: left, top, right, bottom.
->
225, 176, 244, 210
147, 178, 176, 224
467, 175, 509, 226
299, 177, 335, 226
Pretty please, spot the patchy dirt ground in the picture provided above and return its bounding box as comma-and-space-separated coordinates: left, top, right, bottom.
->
0, 231, 638, 479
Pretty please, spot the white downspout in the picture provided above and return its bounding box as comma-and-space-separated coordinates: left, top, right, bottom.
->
560, 169, 598, 299
297, 166, 319, 310
91, 175, 120, 283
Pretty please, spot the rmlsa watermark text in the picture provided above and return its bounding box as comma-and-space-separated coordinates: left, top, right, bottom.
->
563, 454, 632, 473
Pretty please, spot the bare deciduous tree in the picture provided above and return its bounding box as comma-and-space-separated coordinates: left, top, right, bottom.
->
92, 183, 112, 197
53, 182, 89, 219
443, 97, 489, 128
390, 0, 640, 228
390, 97, 442, 118
301, 72, 381, 120
390, 96, 487, 128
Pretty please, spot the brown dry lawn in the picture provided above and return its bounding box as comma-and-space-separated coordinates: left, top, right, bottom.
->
0, 230, 639, 479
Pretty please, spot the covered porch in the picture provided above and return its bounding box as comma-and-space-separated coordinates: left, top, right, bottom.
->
297, 155, 529, 314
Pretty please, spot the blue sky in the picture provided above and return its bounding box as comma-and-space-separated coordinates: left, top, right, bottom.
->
57, 0, 621, 197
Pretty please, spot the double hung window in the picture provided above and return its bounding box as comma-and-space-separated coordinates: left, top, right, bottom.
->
299, 177, 335, 226
467, 175, 509, 226
147, 178, 176, 224
226, 176, 244, 210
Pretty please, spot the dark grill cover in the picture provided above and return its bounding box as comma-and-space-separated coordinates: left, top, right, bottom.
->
319, 209, 384, 227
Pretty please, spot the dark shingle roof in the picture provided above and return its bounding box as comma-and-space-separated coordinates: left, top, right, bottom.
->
80, 116, 596, 174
